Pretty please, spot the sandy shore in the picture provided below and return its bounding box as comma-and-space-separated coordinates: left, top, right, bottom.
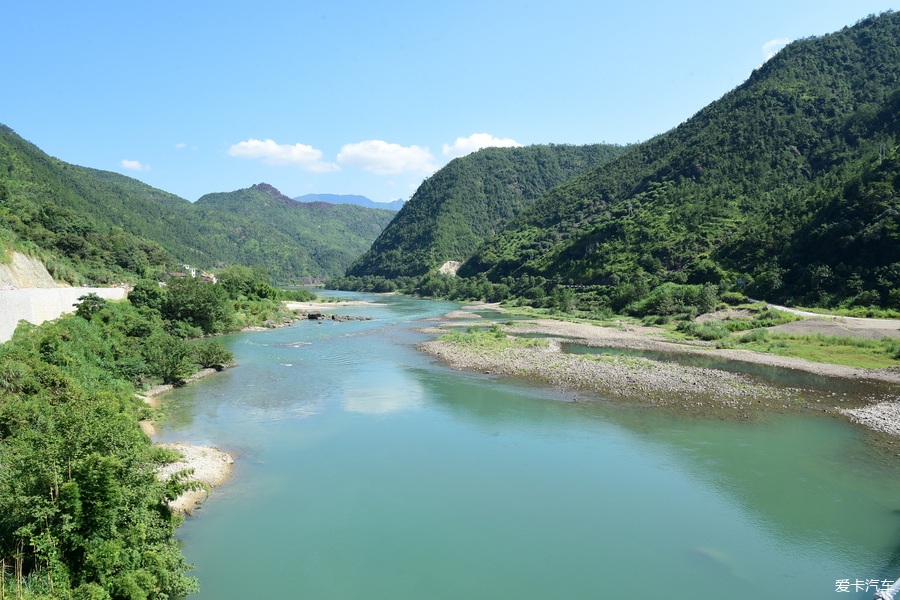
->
136, 368, 235, 514
156, 442, 234, 515
419, 311, 900, 435
284, 300, 381, 311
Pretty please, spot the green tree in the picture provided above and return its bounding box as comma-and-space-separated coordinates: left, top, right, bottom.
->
128, 279, 167, 312
164, 277, 233, 335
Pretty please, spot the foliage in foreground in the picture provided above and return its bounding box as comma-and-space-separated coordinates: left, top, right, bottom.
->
0, 303, 214, 598
0, 265, 322, 598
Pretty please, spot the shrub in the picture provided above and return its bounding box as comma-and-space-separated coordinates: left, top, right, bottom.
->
676, 321, 729, 341
720, 291, 749, 305
143, 331, 193, 384
628, 283, 718, 317
193, 340, 234, 370
738, 328, 770, 343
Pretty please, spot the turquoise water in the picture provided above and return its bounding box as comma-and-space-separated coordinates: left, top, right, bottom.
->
157, 293, 900, 599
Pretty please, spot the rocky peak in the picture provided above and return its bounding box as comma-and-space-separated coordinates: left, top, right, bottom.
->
251, 183, 296, 206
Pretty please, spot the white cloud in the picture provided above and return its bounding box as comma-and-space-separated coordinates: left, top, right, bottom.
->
227, 138, 338, 172
342, 377, 424, 414
175, 142, 188, 150
442, 132, 523, 159
762, 38, 791, 61
120, 159, 150, 171
337, 140, 436, 175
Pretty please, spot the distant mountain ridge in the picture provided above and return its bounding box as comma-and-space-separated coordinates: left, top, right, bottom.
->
195, 183, 395, 279
294, 193, 405, 211
0, 126, 394, 283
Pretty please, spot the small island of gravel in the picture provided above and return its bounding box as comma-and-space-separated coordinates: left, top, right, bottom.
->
418, 308, 900, 436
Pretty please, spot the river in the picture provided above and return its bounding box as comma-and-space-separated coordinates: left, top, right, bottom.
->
155, 292, 900, 599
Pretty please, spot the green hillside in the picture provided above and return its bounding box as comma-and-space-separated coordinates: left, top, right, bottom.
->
0, 127, 394, 283
458, 11, 900, 310
0, 125, 187, 283
345, 144, 628, 278
194, 183, 395, 280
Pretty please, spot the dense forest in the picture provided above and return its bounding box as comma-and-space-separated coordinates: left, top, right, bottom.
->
345, 144, 628, 278
0, 130, 394, 283
336, 12, 900, 315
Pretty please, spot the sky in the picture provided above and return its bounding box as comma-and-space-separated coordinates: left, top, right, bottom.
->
2, 1, 897, 204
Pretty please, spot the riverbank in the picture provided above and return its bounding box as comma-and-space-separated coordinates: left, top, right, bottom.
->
284, 299, 382, 311
156, 442, 234, 515
418, 309, 900, 435
137, 368, 235, 514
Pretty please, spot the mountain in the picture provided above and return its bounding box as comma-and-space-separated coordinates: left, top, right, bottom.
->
455, 11, 900, 309
344, 144, 628, 279
294, 193, 405, 211
0, 124, 193, 283
195, 183, 395, 280
0, 126, 393, 283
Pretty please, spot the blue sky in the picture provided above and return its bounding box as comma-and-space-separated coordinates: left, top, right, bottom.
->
2, 1, 897, 203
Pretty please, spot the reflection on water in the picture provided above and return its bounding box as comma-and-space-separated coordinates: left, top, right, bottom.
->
156, 292, 900, 600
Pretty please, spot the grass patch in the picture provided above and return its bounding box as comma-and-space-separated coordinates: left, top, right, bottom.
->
501, 305, 642, 328
673, 306, 801, 342
441, 324, 548, 349
737, 333, 900, 369
715, 307, 801, 332
676, 321, 730, 340
148, 444, 184, 464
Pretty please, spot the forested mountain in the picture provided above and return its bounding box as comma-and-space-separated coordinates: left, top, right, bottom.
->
456, 11, 900, 309
294, 193, 405, 211
345, 144, 628, 278
195, 183, 395, 279
0, 125, 190, 283
0, 126, 393, 283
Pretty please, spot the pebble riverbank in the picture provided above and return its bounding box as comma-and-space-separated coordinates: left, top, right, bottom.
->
418, 312, 900, 433
418, 338, 790, 417
156, 443, 234, 515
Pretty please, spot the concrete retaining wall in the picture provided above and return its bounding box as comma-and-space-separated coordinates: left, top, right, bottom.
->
0, 288, 127, 343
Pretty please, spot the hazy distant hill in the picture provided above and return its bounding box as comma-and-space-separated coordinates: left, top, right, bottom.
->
294, 193, 404, 211
345, 144, 629, 278
0, 126, 394, 283
458, 11, 900, 308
